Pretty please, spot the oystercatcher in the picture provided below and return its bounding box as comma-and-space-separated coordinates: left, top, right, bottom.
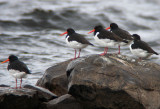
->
130, 34, 158, 60
60, 28, 93, 60
106, 23, 133, 54
88, 25, 124, 55
1, 55, 30, 88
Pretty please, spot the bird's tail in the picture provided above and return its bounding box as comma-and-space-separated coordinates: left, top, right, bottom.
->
89, 43, 94, 46
154, 51, 159, 55
90, 44, 94, 46
27, 70, 31, 74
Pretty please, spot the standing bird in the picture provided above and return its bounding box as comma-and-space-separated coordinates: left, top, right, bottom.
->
130, 34, 158, 60
1, 55, 30, 88
106, 23, 133, 54
60, 28, 93, 60
88, 25, 125, 55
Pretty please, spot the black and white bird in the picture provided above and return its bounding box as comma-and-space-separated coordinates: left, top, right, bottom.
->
130, 34, 158, 60
88, 25, 125, 55
1, 55, 30, 88
106, 23, 133, 54
60, 28, 93, 60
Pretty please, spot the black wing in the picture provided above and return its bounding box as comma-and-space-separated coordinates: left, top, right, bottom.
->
112, 28, 133, 40
68, 33, 93, 46
132, 40, 158, 55
98, 29, 122, 42
8, 60, 31, 74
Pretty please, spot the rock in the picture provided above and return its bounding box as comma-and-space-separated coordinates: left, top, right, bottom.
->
0, 85, 59, 109
0, 87, 39, 109
36, 60, 71, 96
42, 94, 83, 109
24, 85, 57, 102
67, 54, 160, 109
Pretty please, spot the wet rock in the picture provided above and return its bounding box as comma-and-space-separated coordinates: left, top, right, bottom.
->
36, 60, 71, 96
67, 54, 160, 109
24, 85, 57, 102
0, 87, 39, 109
43, 94, 83, 109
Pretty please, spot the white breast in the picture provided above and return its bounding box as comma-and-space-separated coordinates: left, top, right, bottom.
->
9, 69, 27, 79
65, 35, 88, 49
94, 32, 118, 47
129, 44, 151, 58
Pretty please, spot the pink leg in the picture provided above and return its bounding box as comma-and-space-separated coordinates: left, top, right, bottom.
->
100, 47, 108, 56
72, 49, 77, 60
77, 49, 81, 58
105, 47, 108, 54
100, 48, 106, 56
139, 57, 142, 61
118, 45, 120, 54
15, 79, 17, 89
20, 78, 22, 88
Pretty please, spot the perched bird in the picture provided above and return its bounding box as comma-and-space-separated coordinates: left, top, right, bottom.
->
130, 34, 158, 60
106, 23, 133, 54
88, 25, 125, 55
60, 28, 93, 60
1, 55, 31, 88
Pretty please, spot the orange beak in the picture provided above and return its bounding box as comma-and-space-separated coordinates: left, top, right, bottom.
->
106, 27, 110, 30
88, 29, 95, 34
1, 59, 9, 64
59, 31, 68, 36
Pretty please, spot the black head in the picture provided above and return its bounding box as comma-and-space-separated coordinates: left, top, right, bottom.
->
1, 55, 19, 64
132, 34, 141, 40
93, 25, 104, 36
94, 25, 103, 32
67, 28, 75, 35
110, 23, 119, 30
8, 55, 18, 62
